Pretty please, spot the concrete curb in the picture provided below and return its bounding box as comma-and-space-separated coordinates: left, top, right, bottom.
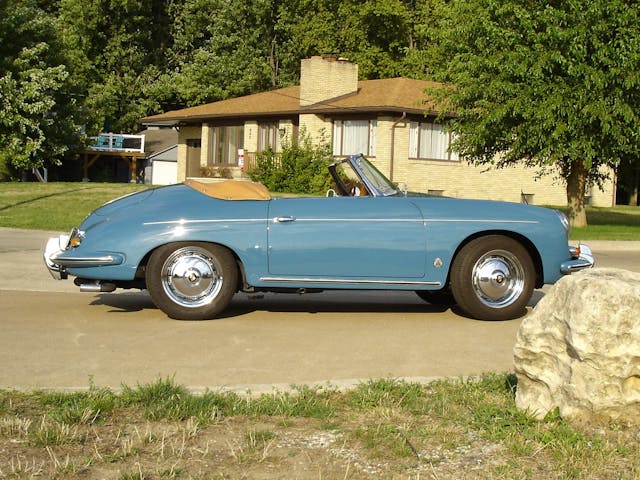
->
3, 376, 452, 396
573, 240, 640, 251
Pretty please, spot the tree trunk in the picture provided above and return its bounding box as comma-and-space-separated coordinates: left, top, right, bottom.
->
566, 159, 588, 228
629, 167, 639, 206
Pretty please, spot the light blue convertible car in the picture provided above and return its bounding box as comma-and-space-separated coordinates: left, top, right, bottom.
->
44, 154, 593, 321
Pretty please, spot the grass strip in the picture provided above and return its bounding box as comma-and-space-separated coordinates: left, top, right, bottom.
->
1, 375, 638, 479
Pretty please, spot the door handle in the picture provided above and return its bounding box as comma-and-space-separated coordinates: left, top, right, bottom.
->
273, 216, 296, 223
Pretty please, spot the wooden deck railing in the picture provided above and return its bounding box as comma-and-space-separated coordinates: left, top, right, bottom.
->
89, 133, 145, 153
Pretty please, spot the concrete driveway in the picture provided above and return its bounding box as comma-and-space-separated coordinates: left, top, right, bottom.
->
1, 227, 638, 391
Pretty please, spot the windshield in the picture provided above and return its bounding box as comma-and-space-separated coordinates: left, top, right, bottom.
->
329, 154, 400, 197
352, 155, 398, 196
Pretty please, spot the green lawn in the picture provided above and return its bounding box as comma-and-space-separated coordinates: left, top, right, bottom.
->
1, 182, 639, 240
0, 182, 151, 231
563, 205, 640, 241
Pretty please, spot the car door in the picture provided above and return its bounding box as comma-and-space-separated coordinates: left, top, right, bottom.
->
267, 196, 427, 279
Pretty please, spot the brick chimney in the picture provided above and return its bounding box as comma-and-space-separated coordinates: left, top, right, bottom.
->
300, 56, 358, 107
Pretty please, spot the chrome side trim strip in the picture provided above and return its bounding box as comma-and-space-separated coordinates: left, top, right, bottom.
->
423, 219, 538, 224
274, 218, 538, 224
260, 277, 441, 287
144, 218, 538, 226
275, 218, 424, 223
143, 218, 265, 226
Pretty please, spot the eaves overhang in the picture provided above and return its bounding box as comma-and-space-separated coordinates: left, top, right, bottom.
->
140, 78, 444, 126
142, 106, 440, 127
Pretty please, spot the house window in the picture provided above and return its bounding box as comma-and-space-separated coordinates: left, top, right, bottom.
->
209, 125, 244, 165
409, 121, 458, 161
333, 119, 376, 157
258, 121, 281, 151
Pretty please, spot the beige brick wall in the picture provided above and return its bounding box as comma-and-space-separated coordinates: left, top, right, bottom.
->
278, 119, 296, 145
244, 121, 258, 153
200, 123, 211, 167
299, 114, 332, 145
176, 126, 200, 182
300, 56, 358, 106
383, 123, 615, 207
179, 116, 615, 207
370, 116, 411, 183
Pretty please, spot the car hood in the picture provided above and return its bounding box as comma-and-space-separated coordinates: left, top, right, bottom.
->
408, 194, 561, 224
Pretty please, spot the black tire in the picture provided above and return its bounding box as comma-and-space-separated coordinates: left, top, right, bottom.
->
450, 236, 535, 320
415, 290, 456, 306
146, 242, 238, 320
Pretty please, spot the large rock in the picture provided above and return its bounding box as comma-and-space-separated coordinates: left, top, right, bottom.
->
514, 268, 640, 421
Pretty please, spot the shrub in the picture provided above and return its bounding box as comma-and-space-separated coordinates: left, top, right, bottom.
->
247, 131, 333, 195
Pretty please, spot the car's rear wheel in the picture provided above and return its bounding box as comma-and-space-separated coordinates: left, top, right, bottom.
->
450, 236, 534, 320
146, 242, 237, 320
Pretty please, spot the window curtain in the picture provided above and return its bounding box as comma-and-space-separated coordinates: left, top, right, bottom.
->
333, 120, 376, 156
409, 122, 457, 161
210, 126, 244, 165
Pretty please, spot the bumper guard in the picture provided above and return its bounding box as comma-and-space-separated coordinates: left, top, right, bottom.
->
43, 234, 71, 280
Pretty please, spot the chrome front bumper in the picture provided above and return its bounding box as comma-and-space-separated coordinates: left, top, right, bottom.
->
44, 233, 124, 280
43, 234, 71, 280
560, 244, 595, 274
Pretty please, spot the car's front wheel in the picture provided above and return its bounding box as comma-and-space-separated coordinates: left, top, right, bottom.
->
450, 236, 535, 320
146, 242, 238, 320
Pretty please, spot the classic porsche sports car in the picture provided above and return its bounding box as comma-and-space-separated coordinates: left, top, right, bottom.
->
44, 154, 594, 321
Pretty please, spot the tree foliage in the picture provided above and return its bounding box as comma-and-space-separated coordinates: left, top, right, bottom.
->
1, 0, 443, 173
2, 0, 639, 220
57, 0, 173, 133
0, 0, 83, 173
160, 0, 294, 107
425, 0, 640, 225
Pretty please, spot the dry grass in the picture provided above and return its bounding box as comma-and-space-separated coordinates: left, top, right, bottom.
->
1, 376, 639, 479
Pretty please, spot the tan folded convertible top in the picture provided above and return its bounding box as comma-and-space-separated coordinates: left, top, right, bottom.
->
184, 179, 272, 200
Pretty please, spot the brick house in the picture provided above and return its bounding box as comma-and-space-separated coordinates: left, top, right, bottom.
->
141, 56, 615, 207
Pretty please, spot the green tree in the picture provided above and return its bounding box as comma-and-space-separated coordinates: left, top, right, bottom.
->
57, 0, 173, 133
336, 0, 415, 79
426, 0, 640, 226
159, 0, 302, 108
280, 0, 433, 80
0, 0, 83, 175
157, 0, 438, 111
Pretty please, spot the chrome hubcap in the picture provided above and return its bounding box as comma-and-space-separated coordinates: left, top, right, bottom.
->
472, 249, 525, 308
161, 247, 223, 308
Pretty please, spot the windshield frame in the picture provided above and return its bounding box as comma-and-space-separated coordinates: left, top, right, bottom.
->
328, 154, 399, 197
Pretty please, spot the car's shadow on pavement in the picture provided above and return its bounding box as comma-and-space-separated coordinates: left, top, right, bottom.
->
90, 290, 455, 318
90, 288, 547, 320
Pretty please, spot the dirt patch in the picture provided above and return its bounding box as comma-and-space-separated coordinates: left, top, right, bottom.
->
0, 413, 509, 479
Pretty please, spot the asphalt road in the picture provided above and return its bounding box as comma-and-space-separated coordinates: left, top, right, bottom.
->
1, 227, 639, 392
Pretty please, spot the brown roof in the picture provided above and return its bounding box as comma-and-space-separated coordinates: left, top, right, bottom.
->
141, 78, 440, 124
